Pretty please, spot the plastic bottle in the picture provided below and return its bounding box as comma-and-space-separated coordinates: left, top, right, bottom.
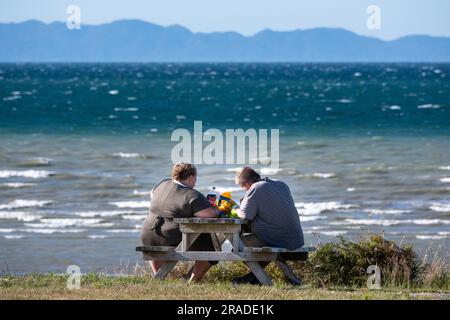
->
207, 187, 217, 207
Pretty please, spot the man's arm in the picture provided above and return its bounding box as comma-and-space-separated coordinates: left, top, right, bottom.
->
237, 188, 258, 220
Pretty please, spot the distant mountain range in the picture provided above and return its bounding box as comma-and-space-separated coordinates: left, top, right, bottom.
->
1, 20, 450, 62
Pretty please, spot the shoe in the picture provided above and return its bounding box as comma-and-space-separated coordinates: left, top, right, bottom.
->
232, 272, 261, 285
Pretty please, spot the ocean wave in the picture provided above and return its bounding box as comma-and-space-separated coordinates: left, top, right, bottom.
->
112, 152, 153, 159
309, 226, 327, 230
53, 171, 136, 181
345, 219, 403, 226
24, 218, 106, 228
416, 235, 448, 240
114, 108, 138, 112
226, 167, 243, 172
295, 202, 357, 215
430, 203, 450, 212
312, 173, 336, 179
0, 228, 16, 233
365, 209, 412, 215
19, 157, 53, 167
122, 215, 147, 220
0, 170, 53, 179
355, 165, 394, 174
297, 173, 337, 179
112, 152, 141, 159
106, 229, 140, 233
88, 235, 108, 239
4, 235, 24, 239
386, 105, 401, 110
345, 218, 450, 226
0, 211, 42, 221
77, 210, 142, 217
110, 201, 150, 208
133, 190, 151, 196
300, 215, 327, 222
250, 156, 273, 165
411, 219, 450, 225
346, 226, 362, 230
440, 177, 450, 183
439, 166, 450, 171
0, 200, 53, 210
317, 231, 347, 236
3, 95, 21, 101
417, 104, 441, 109
21, 228, 85, 234
260, 168, 282, 175
108, 90, 119, 95
296, 141, 328, 149
0, 182, 36, 189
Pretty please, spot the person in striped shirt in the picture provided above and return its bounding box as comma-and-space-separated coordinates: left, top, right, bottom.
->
233, 166, 304, 284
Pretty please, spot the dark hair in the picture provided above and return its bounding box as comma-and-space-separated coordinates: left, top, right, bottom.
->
172, 163, 197, 181
235, 166, 261, 185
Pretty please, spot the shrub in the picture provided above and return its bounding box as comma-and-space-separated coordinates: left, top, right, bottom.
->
294, 234, 424, 288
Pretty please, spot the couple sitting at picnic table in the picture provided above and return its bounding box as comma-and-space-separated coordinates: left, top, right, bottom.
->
140, 163, 304, 284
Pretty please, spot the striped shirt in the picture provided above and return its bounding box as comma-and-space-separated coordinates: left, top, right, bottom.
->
239, 177, 304, 250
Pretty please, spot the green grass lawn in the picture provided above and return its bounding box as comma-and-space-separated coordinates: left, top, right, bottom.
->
1, 273, 448, 300
2, 236, 447, 300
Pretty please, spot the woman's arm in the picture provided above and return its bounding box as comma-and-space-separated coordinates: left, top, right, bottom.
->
194, 207, 220, 218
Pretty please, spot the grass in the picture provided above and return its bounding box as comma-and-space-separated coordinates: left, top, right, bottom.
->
1, 235, 448, 300
0, 273, 449, 300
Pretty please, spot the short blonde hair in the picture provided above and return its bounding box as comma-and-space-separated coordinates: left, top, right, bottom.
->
172, 163, 197, 181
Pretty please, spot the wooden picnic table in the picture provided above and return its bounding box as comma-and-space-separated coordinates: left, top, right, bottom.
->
136, 217, 315, 285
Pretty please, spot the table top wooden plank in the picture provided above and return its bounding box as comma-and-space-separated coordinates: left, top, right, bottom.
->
173, 218, 247, 224
179, 223, 242, 234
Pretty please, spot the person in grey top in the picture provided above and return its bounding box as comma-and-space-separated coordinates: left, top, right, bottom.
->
233, 166, 304, 284
141, 163, 220, 282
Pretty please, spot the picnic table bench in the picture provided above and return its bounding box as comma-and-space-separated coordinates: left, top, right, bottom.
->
136, 217, 315, 285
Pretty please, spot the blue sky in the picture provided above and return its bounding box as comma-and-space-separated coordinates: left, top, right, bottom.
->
1, 0, 449, 40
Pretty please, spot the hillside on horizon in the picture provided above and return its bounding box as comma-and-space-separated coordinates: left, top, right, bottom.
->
1, 19, 450, 62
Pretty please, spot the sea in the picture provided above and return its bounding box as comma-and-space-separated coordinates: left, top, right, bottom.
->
0, 63, 449, 273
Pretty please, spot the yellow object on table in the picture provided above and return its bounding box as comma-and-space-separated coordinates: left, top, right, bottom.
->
217, 191, 239, 218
